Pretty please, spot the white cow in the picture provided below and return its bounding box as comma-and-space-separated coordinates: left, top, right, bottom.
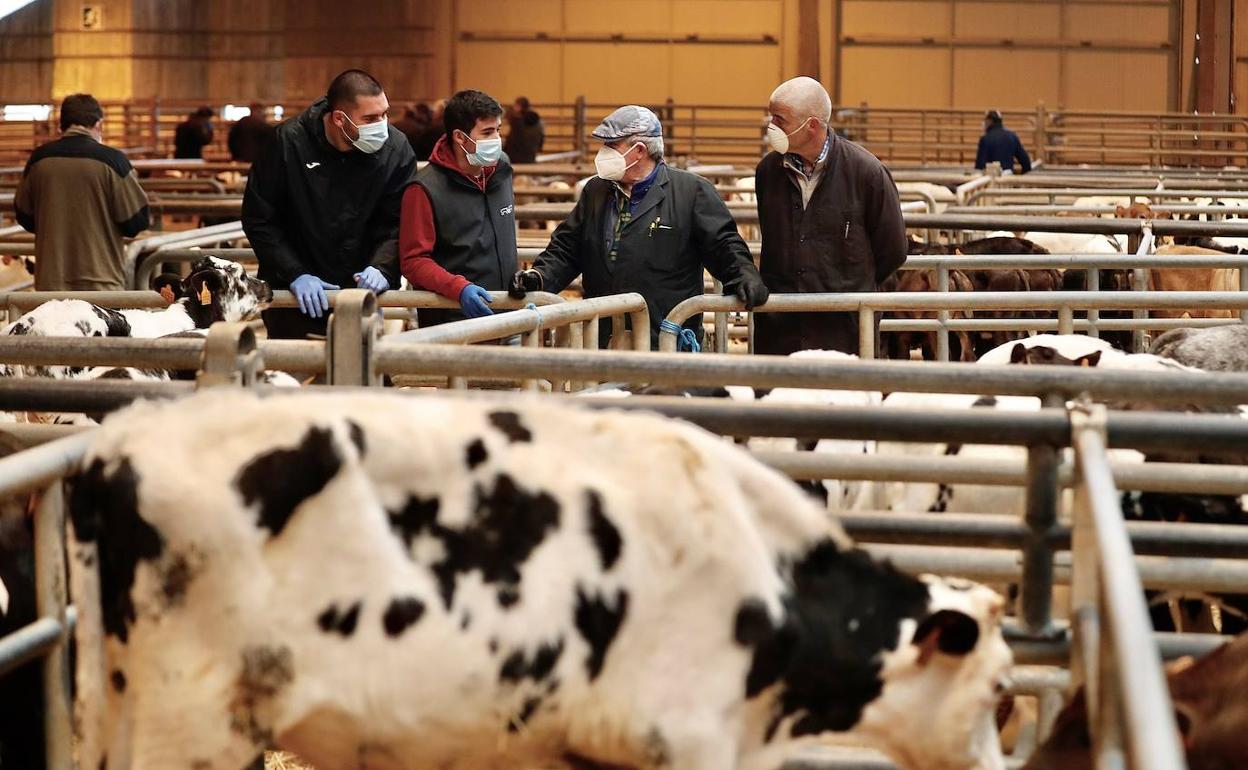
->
69, 390, 1010, 770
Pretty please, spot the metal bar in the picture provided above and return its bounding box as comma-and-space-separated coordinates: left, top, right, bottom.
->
390, 294, 649, 346
1073, 426, 1187, 770
35, 482, 72, 770
0, 380, 190, 423
0, 617, 65, 678
835, 512, 1248, 559
372, 344, 1248, 408
1021, 444, 1060, 635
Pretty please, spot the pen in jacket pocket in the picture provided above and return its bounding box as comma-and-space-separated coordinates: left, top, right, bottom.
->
844, 220, 850, 239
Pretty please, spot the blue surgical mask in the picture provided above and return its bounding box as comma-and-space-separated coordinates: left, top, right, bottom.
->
460, 132, 503, 167
339, 112, 388, 154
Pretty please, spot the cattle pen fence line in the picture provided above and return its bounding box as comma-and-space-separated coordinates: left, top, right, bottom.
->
0, 384, 1237, 770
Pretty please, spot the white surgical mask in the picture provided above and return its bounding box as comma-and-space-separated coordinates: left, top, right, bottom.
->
765, 117, 811, 155
339, 112, 388, 154
595, 142, 642, 181
459, 132, 503, 167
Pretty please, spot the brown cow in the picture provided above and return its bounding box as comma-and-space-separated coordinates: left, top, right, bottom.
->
887, 268, 977, 361
1150, 245, 1240, 319
1022, 632, 1248, 770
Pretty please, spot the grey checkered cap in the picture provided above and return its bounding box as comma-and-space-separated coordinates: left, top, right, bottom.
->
591, 105, 663, 141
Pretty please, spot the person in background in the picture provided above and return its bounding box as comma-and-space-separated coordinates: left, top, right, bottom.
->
975, 109, 1031, 174
413, 99, 446, 161
227, 102, 275, 164
400, 89, 515, 327
242, 69, 416, 340
392, 105, 425, 152
174, 106, 215, 159
509, 105, 767, 349
753, 76, 906, 356
14, 93, 150, 291
503, 96, 545, 165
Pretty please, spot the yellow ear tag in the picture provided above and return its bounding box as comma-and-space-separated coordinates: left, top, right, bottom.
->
159, 285, 175, 304
198, 283, 212, 305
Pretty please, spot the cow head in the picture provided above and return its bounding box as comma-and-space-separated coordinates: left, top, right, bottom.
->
854, 576, 1012, 770
1009, 343, 1102, 368
176, 257, 273, 326
1115, 202, 1170, 220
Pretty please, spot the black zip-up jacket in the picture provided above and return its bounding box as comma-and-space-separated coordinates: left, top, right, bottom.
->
531, 164, 761, 348
975, 125, 1031, 173
754, 133, 907, 356
242, 97, 417, 290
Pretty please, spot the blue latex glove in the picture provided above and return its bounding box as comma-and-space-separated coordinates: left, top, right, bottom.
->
289, 274, 339, 318
459, 284, 494, 318
354, 266, 390, 294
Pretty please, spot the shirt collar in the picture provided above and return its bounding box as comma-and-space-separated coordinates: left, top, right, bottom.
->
783, 131, 831, 180
63, 126, 98, 142
614, 161, 663, 203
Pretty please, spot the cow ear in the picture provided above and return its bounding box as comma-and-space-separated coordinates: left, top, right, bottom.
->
151, 273, 187, 304
1010, 343, 1028, 363
1077, 351, 1102, 368
913, 609, 980, 665
185, 273, 218, 308
1115, 205, 1128, 217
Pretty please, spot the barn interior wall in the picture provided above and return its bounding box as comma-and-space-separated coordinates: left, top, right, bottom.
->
0, 0, 1237, 116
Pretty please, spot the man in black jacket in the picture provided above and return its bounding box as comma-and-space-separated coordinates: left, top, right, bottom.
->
242, 69, 417, 339
755, 76, 906, 356
509, 105, 767, 349
975, 110, 1031, 174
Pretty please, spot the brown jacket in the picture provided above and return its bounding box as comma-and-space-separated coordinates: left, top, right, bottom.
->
15, 127, 150, 290
753, 133, 906, 356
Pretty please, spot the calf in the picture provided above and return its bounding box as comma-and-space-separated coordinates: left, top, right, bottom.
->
1022, 632, 1248, 770
1150, 246, 1240, 320
69, 390, 1011, 770
1151, 325, 1248, 372
0, 256, 272, 378
886, 268, 977, 362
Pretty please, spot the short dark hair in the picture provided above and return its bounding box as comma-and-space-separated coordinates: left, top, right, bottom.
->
326, 69, 384, 111
194, 106, 214, 119
515, 96, 531, 111
60, 93, 103, 131
443, 90, 502, 139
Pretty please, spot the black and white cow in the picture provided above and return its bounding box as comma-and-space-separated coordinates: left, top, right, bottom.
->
69, 391, 1011, 770
0, 256, 272, 379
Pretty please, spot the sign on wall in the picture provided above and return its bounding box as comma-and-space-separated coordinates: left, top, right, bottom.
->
81, 4, 102, 30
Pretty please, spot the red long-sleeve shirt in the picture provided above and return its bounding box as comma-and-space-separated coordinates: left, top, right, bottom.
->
399, 135, 496, 300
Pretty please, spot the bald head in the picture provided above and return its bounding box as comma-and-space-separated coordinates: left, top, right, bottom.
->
769, 77, 832, 124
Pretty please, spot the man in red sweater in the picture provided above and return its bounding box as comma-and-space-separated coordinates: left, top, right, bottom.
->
399, 90, 516, 326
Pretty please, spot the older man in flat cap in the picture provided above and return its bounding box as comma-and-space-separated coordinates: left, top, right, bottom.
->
510, 105, 767, 349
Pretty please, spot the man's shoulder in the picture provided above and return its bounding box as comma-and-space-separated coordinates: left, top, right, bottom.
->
29, 134, 133, 178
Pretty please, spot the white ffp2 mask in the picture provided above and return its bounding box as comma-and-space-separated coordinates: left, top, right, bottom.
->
594, 142, 642, 181
340, 112, 388, 154
765, 117, 811, 155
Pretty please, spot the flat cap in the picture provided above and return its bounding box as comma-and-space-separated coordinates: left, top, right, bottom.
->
591, 105, 663, 141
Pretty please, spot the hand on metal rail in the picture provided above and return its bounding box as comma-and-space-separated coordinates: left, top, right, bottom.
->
459, 284, 495, 318
353, 266, 390, 294
724, 271, 770, 309
508, 269, 543, 299
290, 274, 339, 318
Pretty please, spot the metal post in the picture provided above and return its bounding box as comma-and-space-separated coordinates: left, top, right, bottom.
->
197, 322, 263, 388
1020, 443, 1061, 636
1058, 305, 1075, 335
858, 306, 875, 359
1131, 269, 1150, 353
34, 482, 72, 770
326, 289, 379, 386
1240, 261, 1248, 323
1087, 267, 1101, 338
935, 267, 950, 362
574, 96, 587, 157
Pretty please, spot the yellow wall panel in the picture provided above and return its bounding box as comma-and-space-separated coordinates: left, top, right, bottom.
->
1063, 5, 1169, 44
563, 0, 672, 34
672, 0, 783, 37
953, 2, 1060, 40
670, 45, 780, 105
456, 41, 563, 102
842, 1, 951, 38
1062, 50, 1170, 111
563, 42, 671, 104
839, 47, 951, 107
952, 49, 1059, 109
456, 0, 563, 33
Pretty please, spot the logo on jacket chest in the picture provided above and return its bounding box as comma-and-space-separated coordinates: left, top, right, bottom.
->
499, 204, 514, 217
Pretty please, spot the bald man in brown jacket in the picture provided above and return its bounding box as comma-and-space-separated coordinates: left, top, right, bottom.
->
15, 93, 150, 291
